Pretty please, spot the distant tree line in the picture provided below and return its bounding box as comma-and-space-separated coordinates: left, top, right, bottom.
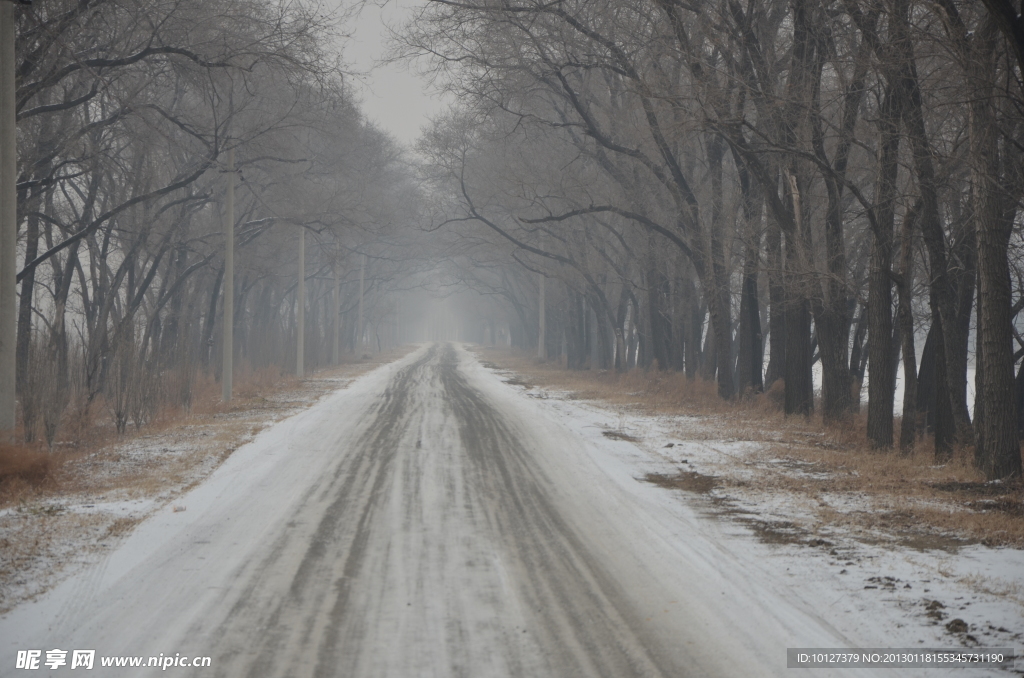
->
406, 0, 1024, 479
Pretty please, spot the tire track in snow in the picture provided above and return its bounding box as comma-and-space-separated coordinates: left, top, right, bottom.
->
214, 342, 677, 677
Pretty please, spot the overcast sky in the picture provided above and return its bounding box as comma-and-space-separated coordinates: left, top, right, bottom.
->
341, 0, 448, 148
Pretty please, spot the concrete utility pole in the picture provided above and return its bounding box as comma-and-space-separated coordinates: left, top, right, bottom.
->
0, 2, 18, 435
395, 298, 401, 347
537, 271, 546, 360
331, 256, 340, 365
221, 148, 235, 403
357, 253, 365, 352
296, 226, 305, 377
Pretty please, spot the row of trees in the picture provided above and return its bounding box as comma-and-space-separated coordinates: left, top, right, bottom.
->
405, 0, 1024, 478
4, 0, 426, 445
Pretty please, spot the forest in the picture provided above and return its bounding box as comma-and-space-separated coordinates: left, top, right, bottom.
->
2, 0, 1024, 481
405, 0, 1024, 480
0, 0, 431, 448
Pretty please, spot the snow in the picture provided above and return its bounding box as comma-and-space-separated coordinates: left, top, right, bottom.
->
474, 352, 1023, 676
0, 343, 1018, 677
0, 347, 428, 676
0, 357, 400, 617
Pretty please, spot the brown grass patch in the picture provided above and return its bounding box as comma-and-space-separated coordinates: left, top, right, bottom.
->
103, 517, 139, 539
644, 471, 718, 494
475, 347, 730, 413
749, 441, 1024, 546
474, 346, 1024, 548
0, 445, 51, 487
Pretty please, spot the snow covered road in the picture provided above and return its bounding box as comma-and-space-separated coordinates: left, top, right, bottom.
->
1, 344, 942, 677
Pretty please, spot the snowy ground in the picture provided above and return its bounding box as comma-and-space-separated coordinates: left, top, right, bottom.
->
0, 353, 407, 615
0, 343, 1019, 677
475, 352, 1023, 675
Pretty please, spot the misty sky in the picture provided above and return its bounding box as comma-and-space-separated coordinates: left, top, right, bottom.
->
341, 0, 448, 147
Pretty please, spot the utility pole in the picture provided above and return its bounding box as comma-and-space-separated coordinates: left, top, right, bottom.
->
221, 148, 234, 403
331, 254, 340, 365
537, 272, 546, 360
296, 226, 305, 377
0, 1, 18, 435
537, 231, 546, 360
357, 253, 365, 352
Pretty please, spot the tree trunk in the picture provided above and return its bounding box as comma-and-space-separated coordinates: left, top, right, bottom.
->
765, 209, 786, 389
970, 17, 1021, 478
706, 134, 735, 398
684, 278, 703, 379
736, 192, 764, 395
866, 85, 900, 448
16, 211, 39, 441
896, 12, 975, 448
201, 266, 224, 368
647, 259, 672, 371
897, 205, 919, 453
783, 174, 813, 416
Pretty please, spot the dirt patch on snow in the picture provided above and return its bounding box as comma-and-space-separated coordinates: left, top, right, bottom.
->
741, 519, 807, 546
644, 471, 717, 494
603, 430, 641, 443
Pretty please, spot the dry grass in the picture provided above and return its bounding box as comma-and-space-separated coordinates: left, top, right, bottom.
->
0, 445, 51, 491
480, 349, 728, 412
474, 346, 1024, 548
740, 437, 1024, 547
